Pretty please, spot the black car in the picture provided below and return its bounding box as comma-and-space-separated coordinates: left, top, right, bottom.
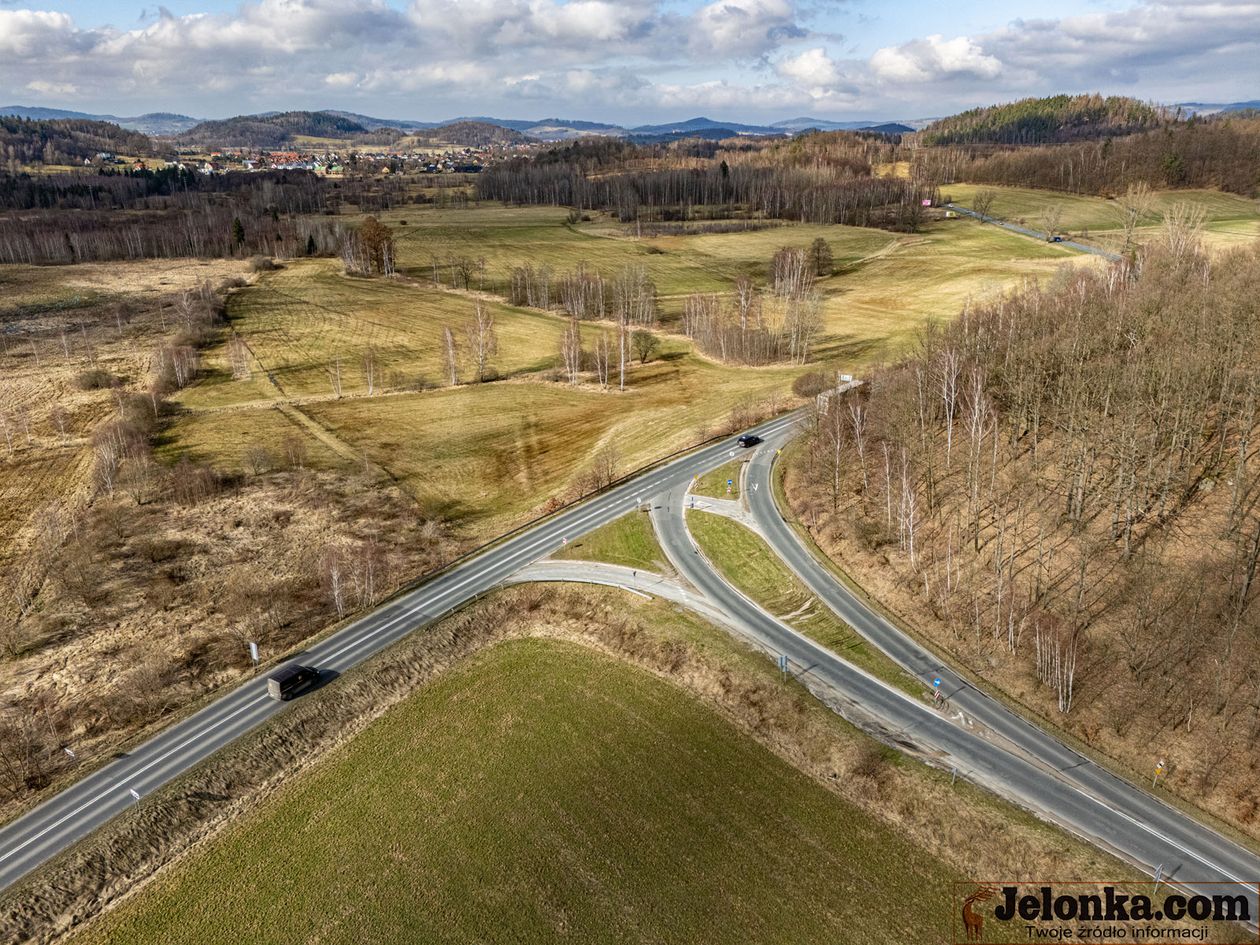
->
737, 434, 762, 448
267, 664, 320, 701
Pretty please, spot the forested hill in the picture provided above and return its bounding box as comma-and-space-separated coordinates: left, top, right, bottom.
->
177, 111, 377, 147
921, 94, 1169, 145
0, 117, 153, 168
411, 121, 529, 147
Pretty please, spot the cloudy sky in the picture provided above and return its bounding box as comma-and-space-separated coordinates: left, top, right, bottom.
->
1, 0, 1257, 122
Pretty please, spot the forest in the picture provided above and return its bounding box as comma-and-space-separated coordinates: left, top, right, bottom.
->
0, 117, 153, 169
918, 94, 1169, 146
914, 114, 1260, 197
0, 169, 411, 264
797, 227, 1260, 816
478, 154, 935, 229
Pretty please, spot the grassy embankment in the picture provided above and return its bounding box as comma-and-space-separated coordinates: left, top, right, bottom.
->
692, 458, 745, 499
686, 509, 918, 694
552, 510, 667, 572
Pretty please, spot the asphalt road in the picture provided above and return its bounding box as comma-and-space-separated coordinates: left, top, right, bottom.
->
0, 412, 801, 894
734, 425, 1260, 907
945, 203, 1122, 261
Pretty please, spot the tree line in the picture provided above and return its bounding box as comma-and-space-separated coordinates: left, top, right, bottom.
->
915, 116, 1260, 197
0, 169, 409, 264
477, 156, 937, 230
797, 226, 1260, 811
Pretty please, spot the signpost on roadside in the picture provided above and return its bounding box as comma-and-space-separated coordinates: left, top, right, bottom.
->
778, 654, 788, 681
1153, 759, 1166, 789
128, 788, 141, 803
248, 641, 259, 667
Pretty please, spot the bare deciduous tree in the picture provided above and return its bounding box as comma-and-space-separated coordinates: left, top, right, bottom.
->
465, 301, 498, 382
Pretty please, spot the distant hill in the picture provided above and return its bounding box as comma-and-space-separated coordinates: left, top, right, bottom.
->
630, 116, 784, 136
0, 116, 153, 165
323, 110, 437, 132
772, 117, 882, 132
921, 94, 1169, 146
411, 121, 530, 147
1176, 99, 1260, 117
177, 111, 373, 147
0, 105, 199, 135
861, 123, 914, 135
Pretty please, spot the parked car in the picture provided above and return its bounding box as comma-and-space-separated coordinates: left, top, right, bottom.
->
267, 664, 320, 701
737, 434, 761, 448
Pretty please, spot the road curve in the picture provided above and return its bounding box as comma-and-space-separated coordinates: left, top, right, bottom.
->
0, 412, 802, 894
737, 426, 1260, 904
945, 203, 1122, 261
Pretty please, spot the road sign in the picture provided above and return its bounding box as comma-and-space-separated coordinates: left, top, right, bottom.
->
128, 788, 141, 802
62, 746, 76, 760
248, 641, 259, 664
727, 479, 733, 485
778, 654, 788, 679
933, 677, 942, 688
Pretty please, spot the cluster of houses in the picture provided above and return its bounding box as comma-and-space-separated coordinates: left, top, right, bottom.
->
82, 141, 530, 177
175, 142, 533, 177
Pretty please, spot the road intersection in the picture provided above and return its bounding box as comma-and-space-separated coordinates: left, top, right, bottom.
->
1, 408, 1257, 927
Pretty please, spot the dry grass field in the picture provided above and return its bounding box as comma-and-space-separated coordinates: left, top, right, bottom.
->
158, 204, 1098, 538
0, 260, 252, 617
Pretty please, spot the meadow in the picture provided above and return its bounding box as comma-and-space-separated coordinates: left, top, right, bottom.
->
943, 183, 1260, 252
162, 203, 1096, 536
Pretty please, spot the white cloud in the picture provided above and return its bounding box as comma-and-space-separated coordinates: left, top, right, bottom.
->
0, 9, 76, 56
26, 79, 77, 97
776, 47, 841, 88
870, 34, 1003, 84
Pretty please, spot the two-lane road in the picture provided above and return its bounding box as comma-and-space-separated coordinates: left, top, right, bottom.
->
0, 412, 802, 894
734, 426, 1260, 905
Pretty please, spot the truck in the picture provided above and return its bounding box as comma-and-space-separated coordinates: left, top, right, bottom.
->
266, 664, 320, 701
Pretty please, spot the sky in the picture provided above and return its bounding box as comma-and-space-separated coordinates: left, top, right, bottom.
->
0, 0, 1257, 123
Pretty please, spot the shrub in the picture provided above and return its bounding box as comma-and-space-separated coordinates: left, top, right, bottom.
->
791, 371, 831, 398
74, 367, 119, 390
248, 256, 277, 272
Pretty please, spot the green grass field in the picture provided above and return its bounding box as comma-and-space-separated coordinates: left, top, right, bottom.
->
693, 458, 745, 499
177, 261, 590, 410
387, 204, 896, 318
553, 510, 667, 572
71, 638, 962, 945
687, 510, 918, 694
943, 183, 1260, 252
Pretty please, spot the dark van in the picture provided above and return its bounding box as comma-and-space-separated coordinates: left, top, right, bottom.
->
267, 664, 319, 701
737, 434, 761, 448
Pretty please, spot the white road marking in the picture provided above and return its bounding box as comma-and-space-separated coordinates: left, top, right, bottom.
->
0, 694, 268, 865
0, 416, 805, 878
